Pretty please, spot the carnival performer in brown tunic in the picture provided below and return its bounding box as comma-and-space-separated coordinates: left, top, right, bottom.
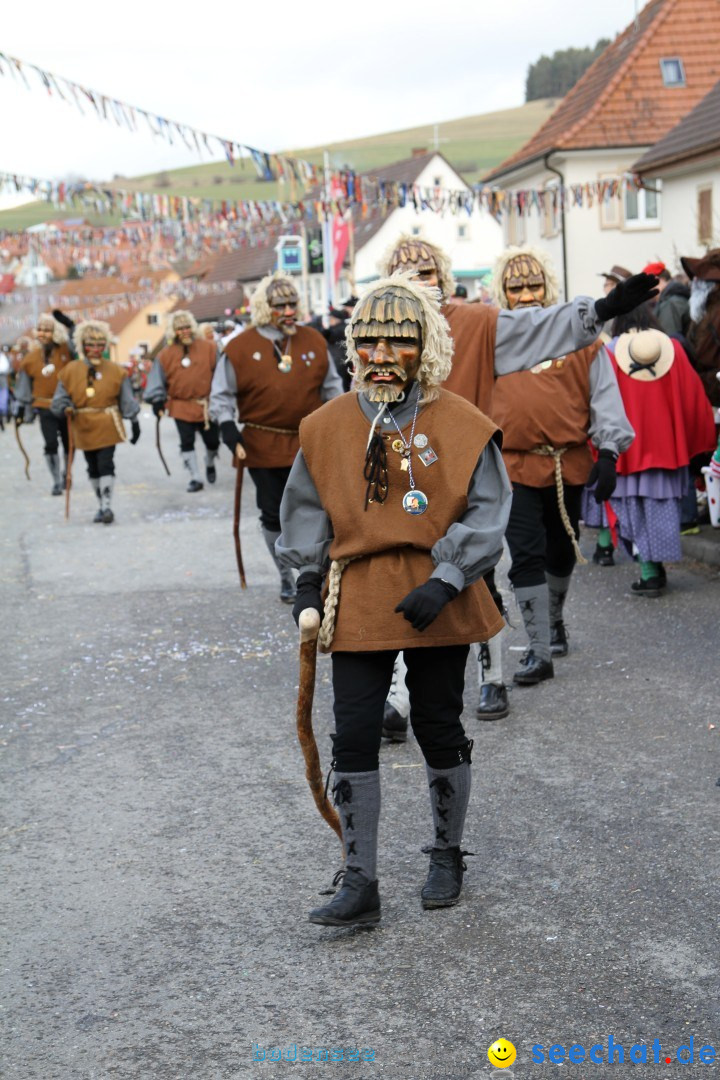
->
144, 310, 219, 492
15, 314, 73, 495
489, 246, 634, 689
51, 320, 141, 524
211, 272, 343, 601
376, 234, 656, 727
277, 276, 512, 926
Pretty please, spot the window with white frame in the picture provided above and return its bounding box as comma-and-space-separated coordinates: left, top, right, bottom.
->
623, 177, 661, 229
660, 58, 686, 87
598, 173, 621, 229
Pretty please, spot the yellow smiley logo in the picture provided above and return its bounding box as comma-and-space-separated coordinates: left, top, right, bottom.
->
487, 1038, 517, 1068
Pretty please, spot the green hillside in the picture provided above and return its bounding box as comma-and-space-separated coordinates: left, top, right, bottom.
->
0, 99, 557, 231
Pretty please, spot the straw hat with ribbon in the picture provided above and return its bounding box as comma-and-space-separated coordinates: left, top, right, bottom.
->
614, 329, 674, 382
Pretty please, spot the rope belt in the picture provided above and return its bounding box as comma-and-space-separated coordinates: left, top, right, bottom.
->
34, 397, 53, 409
243, 421, 299, 436
318, 556, 359, 649
77, 404, 127, 442
530, 444, 587, 565
195, 397, 210, 430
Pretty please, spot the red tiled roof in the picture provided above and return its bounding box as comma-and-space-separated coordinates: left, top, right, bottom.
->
485, 0, 720, 180
633, 77, 720, 170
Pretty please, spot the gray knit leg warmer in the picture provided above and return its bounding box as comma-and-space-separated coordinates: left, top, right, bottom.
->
425, 761, 471, 850
332, 771, 381, 881
547, 571, 572, 626
181, 450, 201, 483
515, 583, 551, 663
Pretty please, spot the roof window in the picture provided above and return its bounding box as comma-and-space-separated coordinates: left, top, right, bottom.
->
660, 58, 686, 87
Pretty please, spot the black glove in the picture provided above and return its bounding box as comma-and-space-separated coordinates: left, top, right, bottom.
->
152, 400, 166, 418
292, 571, 324, 628
221, 420, 244, 455
395, 578, 459, 632
52, 309, 76, 331
594, 273, 659, 323
587, 449, 617, 503
130, 420, 141, 445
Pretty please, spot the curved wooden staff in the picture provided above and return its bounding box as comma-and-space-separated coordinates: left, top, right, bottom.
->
64, 409, 75, 520
297, 608, 342, 843
232, 457, 247, 588
155, 414, 171, 476
14, 418, 31, 480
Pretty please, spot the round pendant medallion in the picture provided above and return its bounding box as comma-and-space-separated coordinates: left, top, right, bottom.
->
413, 434, 428, 449
252, 351, 262, 361
391, 439, 405, 454
278, 357, 292, 373
181, 357, 191, 368
86, 386, 95, 398
41, 364, 55, 376
95, 372, 102, 380
403, 489, 428, 515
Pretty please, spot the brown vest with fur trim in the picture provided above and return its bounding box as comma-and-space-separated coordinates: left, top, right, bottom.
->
158, 339, 216, 423
20, 344, 72, 408
59, 360, 128, 451
300, 389, 505, 652
490, 344, 601, 486
442, 303, 500, 413
225, 325, 329, 468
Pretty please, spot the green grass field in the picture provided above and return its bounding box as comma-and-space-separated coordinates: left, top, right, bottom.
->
0, 99, 557, 231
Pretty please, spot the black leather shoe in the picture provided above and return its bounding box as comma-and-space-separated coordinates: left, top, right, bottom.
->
630, 577, 664, 598
280, 572, 296, 604
550, 621, 569, 657
309, 868, 381, 927
93, 508, 104, 523
101, 509, 114, 525
476, 683, 509, 720
186, 479, 204, 493
382, 703, 408, 741
512, 650, 554, 686
592, 543, 615, 566
206, 463, 217, 484
51, 482, 63, 496
421, 847, 467, 909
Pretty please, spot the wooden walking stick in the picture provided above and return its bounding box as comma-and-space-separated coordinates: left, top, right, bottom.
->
232, 457, 247, 588
155, 414, 171, 476
14, 418, 31, 480
297, 608, 342, 843
64, 408, 75, 520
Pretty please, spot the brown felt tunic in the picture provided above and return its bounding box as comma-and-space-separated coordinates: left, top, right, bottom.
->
157, 339, 216, 423
58, 360, 129, 451
20, 344, 72, 408
442, 303, 499, 413
489, 344, 602, 487
300, 389, 505, 653
225, 325, 329, 468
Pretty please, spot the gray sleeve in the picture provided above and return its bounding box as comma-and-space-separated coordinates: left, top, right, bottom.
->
15, 369, 33, 406
143, 359, 167, 404
276, 450, 334, 575
588, 347, 635, 454
50, 380, 73, 417
320, 357, 344, 401
494, 296, 603, 374
430, 439, 512, 591
209, 354, 238, 424
119, 376, 140, 420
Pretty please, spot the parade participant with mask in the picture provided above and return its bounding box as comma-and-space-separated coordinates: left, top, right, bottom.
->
277, 275, 511, 925
488, 246, 634, 689
144, 310, 220, 492
377, 234, 656, 726
211, 272, 343, 602
51, 320, 140, 524
15, 314, 73, 495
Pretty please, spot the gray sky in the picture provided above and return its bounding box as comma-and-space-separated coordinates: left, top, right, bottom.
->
2, 0, 647, 184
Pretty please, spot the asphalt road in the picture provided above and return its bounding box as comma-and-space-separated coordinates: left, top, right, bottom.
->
2, 414, 719, 1080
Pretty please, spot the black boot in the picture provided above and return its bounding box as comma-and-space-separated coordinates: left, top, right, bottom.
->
476, 683, 509, 720
421, 847, 468, 909
382, 703, 408, 742
512, 650, 554, 686
592, 544, 615, 566
550, 621, 569, 657
309, 867, 381, 927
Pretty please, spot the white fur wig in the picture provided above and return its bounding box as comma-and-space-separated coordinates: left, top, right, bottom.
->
250, 272, 301, 328
377, 232, 455, 302
166, 309, 200, 343
346, 273, 452, 403
492, 244, 560, 309
74, 319, 112, 362
37, 313, 69, 346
